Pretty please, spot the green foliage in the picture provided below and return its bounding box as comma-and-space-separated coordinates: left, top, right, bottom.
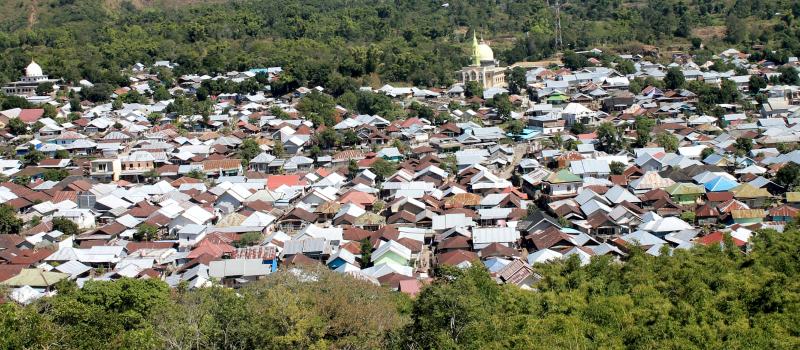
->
22, 147, 45, 165
370, 158, 396, 182
465, 81, 483, 99
664, 67, 685, 90
655, 132, 679, 152
441, 154, 458, 175
43, 169, 69, 182
609, 161, 626, 175
505, 66, 527, 95
489, 94, 513, 121
680, 211, 695, 224
570, 121, 587, 135
0, 204, 22, 235
52, 217, 79, 235
238, 231, 263, 248
360, 238, 373, 266
185, 168, 206, 180
557, 216, 569, 227
735, 137, 754, 155
776, 162, 800, 189
562, 50, 587, 70
597, 122, 625, 153
298, 90, 336, 127
142, 169, 160, 181
133, 223, 159, 242
749, 75, 768, 93
272, 140, 287, 158
238, 139, 261, 168
7, 117, 26, 135
503, 119, 524, 135
348, 159, 360, 179
12, 176, 30, 186
701, 146, 716, 160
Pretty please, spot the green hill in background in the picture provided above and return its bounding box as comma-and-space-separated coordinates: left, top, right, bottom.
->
0, 0, 796, 91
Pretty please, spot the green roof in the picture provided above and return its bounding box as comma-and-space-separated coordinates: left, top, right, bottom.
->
665, 182, 706, 196
544, 169, 583, 184
0, 269, 69, 287
546, 93, 570, 102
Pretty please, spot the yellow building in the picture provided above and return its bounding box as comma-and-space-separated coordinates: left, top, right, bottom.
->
457, 33, 506, 88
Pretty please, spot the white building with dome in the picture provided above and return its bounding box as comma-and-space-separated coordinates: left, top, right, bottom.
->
456, 33, 506, 89
2, 60, 60, 97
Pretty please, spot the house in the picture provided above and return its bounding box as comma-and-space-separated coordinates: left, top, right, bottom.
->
209, 259, 272, 288
371, 240, 413, 266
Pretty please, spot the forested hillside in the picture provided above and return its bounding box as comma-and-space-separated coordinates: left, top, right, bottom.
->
0, 0, 797, 93
4, 227, 800, 349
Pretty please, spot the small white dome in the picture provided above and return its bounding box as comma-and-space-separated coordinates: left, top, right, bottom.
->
476, 41, 494, 62
25, 60, 43, 77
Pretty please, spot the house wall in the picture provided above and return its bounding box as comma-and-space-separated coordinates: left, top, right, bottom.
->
374, 251, 408, 266
550, 183, 579, 196
733, 217, 763, 225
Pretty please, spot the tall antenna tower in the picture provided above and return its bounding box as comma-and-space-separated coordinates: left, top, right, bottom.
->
554, 0, 563, 51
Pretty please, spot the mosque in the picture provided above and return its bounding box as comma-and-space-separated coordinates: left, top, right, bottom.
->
456, 33, 506, 88
2, 60, 59, 96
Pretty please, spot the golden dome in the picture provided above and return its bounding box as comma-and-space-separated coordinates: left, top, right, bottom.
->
476, 40, 494, 62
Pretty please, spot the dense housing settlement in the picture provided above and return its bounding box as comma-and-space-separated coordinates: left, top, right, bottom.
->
0, 41, 799, 301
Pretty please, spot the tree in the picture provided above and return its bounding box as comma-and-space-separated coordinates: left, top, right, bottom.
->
186, 168, 206, 180
776, 162, 800, 189
735, 137, 753, 155
22, 148, 45, 165
7, 118, 26, 135
134, 224, 159, 241
558, 216, 569, 228
503, 120, 524, 135
778, 66, 800, 85
597, 122, 624, 152
505, 66, 527, 95
309, 145, 322, 159
152, 85, 171, 102
348, 159, 360, 179
35, 82, 54, 96
112, 98, 123, 110
749, 75, 768, 93
360, 238, 373, 266
701, 147, 716, 160
610, 161, 626, 175
298, 90, 336, 127
43, 169, 69, 182
656, 132, 679, 152
491, 94, 513, 121
370, 158, 396, 182
237, 231, 263, 247
52, 217, 79, 235
615, 60, 635, 75
550, 134, 563, 150
562, 50, 587, 70
272, 140, 287, 158
680, 211, 696, 224
13, 176, 30, 186
635, 128, 652, 148
465, 81, 483, 99
343, 130, 360, 145
0, 204, 22, 235
441, 154, 458, 175
665, 67, 685, 90
142, 169, 160, 182
570, 122, 587, 135
238, 139, 261, 167
42, 104, 57, 119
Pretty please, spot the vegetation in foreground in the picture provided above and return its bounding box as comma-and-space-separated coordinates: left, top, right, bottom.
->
3, 226, 800, 349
